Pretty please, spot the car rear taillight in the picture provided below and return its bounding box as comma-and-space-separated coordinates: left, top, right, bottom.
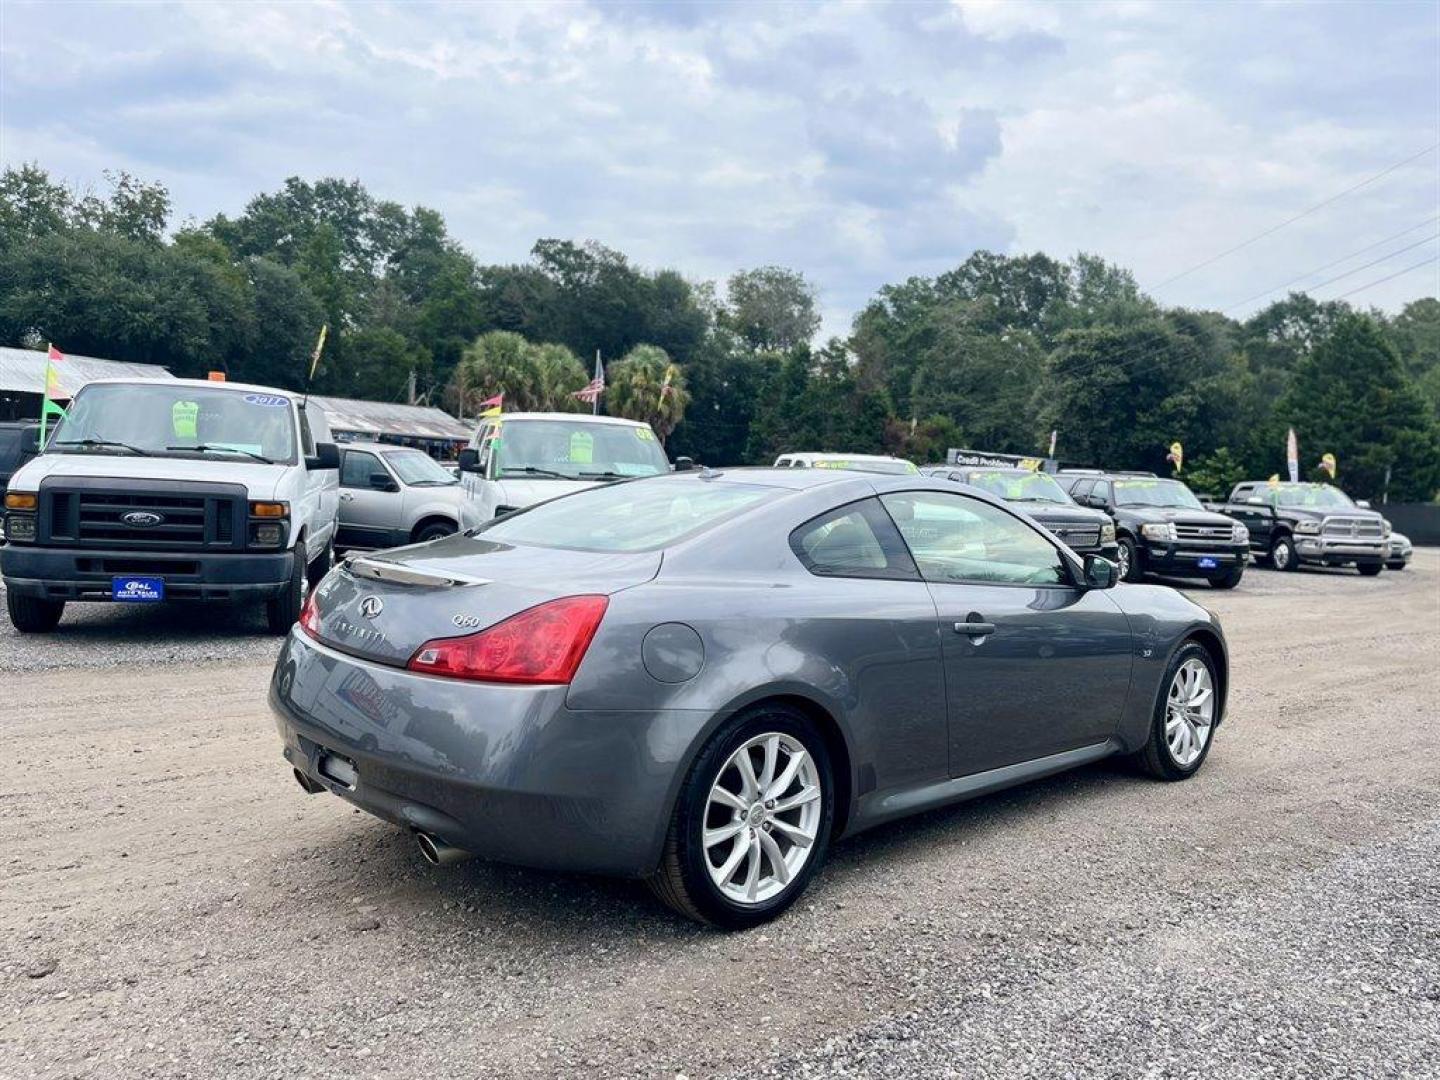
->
299, 590, 321, 640
406, 595, 609, 684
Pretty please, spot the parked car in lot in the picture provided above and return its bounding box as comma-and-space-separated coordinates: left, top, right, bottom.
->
1213, 481, 1389, 575
1, 379, 340, 634
458, 412, 670, 519
923, 464, 1118, 561
1058, 471, 1250, 588
0, 420, 43, 544
335, 442, 483, 552
274, 468, 1228, 928
1386, 528, 1413, 571
774, 452, 919, 475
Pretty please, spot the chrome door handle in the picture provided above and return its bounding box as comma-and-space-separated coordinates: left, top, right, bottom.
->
954, 621, 996, 636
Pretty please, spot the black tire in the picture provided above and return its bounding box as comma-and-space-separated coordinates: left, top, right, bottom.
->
414, 521, 458, 544
1208, 566, 1244, 589
1131, 641, 1220, 781
307, 537, 333, 587
1386, 561, 1407, 571
266, 540, 306, 635
6, 590, 64, 633
1116, 536, 1143, 582
649, 703, 835, 929
1357, 562, 1383, 577
1269, 534, 1298, 572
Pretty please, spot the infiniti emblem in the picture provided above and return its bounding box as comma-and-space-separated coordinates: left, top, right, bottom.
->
359, 596, 384, 619
121, 511, 164, 527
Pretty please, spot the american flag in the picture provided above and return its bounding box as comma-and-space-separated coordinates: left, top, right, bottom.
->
572, 374, 605, 403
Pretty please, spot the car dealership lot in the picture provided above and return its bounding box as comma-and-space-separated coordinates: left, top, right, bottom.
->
2, 555, 1437, 1078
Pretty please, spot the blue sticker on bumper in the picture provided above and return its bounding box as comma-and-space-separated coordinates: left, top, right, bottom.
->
1196, 557, 1218, 570
113, 576, 164, 602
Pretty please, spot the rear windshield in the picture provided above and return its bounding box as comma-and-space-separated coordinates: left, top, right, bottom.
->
480, 479, 777, 552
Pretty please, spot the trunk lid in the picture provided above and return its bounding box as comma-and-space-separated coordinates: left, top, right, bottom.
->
308, 532, 659, 666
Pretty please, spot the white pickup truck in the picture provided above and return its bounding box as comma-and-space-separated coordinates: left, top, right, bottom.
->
457, 412, 672, 518
1, 378, 340, 634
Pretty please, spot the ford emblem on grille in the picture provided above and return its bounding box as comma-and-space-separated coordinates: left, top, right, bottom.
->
359, 596, 384, 619
121, 511, 164, 527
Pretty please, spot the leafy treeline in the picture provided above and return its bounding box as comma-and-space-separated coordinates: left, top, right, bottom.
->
2, 165, 1437, 500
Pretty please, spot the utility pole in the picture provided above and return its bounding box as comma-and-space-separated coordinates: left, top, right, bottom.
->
406, 369, 417, 406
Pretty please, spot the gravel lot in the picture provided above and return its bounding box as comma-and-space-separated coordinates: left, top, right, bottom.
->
2, 553, 1437, 1078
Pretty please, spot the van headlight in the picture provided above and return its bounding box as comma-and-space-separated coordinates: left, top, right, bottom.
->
1231, 523, 1249, 544
1100, 522, 1116, 544
1295, 519, 1322, 535
1140, 522, 1176, 542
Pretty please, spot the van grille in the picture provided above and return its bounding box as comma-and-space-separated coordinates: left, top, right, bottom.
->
39, 480, 247, 551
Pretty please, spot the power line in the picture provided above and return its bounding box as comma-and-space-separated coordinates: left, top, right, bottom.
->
1222, 216, 1440, 312
1285, 233, 1439, 296
1327, 255, 1439, 301
1148, 143, 1440, 292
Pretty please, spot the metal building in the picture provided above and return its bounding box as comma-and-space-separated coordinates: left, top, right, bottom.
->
0, 346, 174, 421
303, 394, 474, 459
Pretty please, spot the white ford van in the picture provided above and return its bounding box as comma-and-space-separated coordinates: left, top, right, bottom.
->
457, 412, 671, 519
1, 378, 340, 634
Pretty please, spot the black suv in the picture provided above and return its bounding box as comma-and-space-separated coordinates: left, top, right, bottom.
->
1211, 481, 1388, 575
1058, 471, 1250, 588
923, 465, 1119, 561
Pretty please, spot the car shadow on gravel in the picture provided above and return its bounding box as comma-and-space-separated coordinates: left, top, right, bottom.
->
0, 592, 273, 642
295, 757, 1150, 940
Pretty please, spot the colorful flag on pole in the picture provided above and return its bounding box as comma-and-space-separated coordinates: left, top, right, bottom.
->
39, 343, 68, 446
1285, 428, 1299, 483
1166, 441, 1184, 473
659, 365, 677, 399
478, 393, 503, 419
308, 324, 329, 382
1048, 430, 1058, 458
1318, 452, 1336, 479
573, 369, 605, 404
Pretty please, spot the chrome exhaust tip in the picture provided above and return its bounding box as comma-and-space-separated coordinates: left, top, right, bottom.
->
415, 831, 472, 866
293, 768, 326, 795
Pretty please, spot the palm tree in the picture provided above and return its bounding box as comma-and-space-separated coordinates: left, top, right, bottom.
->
447, 331, 587, 413
605, 344, 690, 443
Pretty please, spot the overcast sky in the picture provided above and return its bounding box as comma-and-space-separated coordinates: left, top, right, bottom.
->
2, 0, 1437, 336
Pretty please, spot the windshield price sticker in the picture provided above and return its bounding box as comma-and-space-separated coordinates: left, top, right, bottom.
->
569, 431, 594, 464
243, 394, 291, 408
634, 428, 657, 442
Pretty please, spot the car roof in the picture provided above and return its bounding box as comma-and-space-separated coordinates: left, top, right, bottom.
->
78, 377, 312, 398
780, 451, 908, 461
484, 412, 650, 428
339, 441, 424, 453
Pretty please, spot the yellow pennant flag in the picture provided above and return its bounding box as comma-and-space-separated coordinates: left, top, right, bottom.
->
1166, 441, 1184, 473
1319, 452, 1337, 479
308, 324, 329, 382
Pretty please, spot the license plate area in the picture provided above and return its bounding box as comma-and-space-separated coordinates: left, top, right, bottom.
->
317, 753, 358, 790
112, 576, 165, 602
1197, 557, 1219, 570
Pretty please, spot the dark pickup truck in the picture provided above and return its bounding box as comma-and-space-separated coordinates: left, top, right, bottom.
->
1209, 481, 1389, 575
923, 464, 1119, 561
1058, 471, 1250, 588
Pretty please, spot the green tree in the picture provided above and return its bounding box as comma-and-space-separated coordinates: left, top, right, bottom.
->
723, 266, 821, 352
1279, 314, 1440, 501
1383, 297, 1440, 421
1184, 448, 1248, 499
605, 344, 690, 442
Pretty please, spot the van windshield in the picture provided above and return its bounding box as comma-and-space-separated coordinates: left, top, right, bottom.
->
487, 419, 668, 480
51, 384, 297, 464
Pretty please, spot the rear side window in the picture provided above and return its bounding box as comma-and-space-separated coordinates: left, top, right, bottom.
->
482, 478, 776, 552
790, 498, 919, 581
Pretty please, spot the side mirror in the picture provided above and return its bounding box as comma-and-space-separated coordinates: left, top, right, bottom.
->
1245, 496, 1263, 505
458, 448, 480, 474
369, 472, 398, 492
306, 442, 340, 471
1082, 553, 1118, 590
674, 456, 695, 472
1356, 499, 1371, 509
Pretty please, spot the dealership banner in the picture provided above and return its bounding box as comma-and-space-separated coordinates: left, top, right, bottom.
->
1286, 428, 1299, 483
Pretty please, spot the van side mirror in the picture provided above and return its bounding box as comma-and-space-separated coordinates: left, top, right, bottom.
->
1356, 499, 1371, 509
674, 456, 695, 472
1082, 553, 1118, 589
458, 448, 480, 474
306, 442, 340, 470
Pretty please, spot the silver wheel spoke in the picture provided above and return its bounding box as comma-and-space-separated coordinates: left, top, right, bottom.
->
704, 821, 746, 849
736, 751, 761, 800
715, 835, 750, 884
1188, 685, 1213, 709
772, 785, 820, 814
743, 835, 762, 901
758, 830, 789, 885
769, 818, 814, 848
758, 735, 779, 792
765, 749, 807, 801
709, 786, 747, 813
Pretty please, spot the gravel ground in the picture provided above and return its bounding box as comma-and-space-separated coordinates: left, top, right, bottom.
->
1, 552, 1436, 1078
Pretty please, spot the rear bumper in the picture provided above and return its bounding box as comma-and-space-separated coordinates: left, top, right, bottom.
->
269, 630, 707, 878
0, 544, 293, 602
1141, 542, 1249, 578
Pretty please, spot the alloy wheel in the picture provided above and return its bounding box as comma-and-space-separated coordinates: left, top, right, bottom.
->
1116, 544, 1131, 580
1272, 540, 1291, 570
1165, 658, 1215, 768
703, 733, 822, 905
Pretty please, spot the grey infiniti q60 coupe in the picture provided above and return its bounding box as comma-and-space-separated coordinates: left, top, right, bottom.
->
272, 468, 1228, 928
